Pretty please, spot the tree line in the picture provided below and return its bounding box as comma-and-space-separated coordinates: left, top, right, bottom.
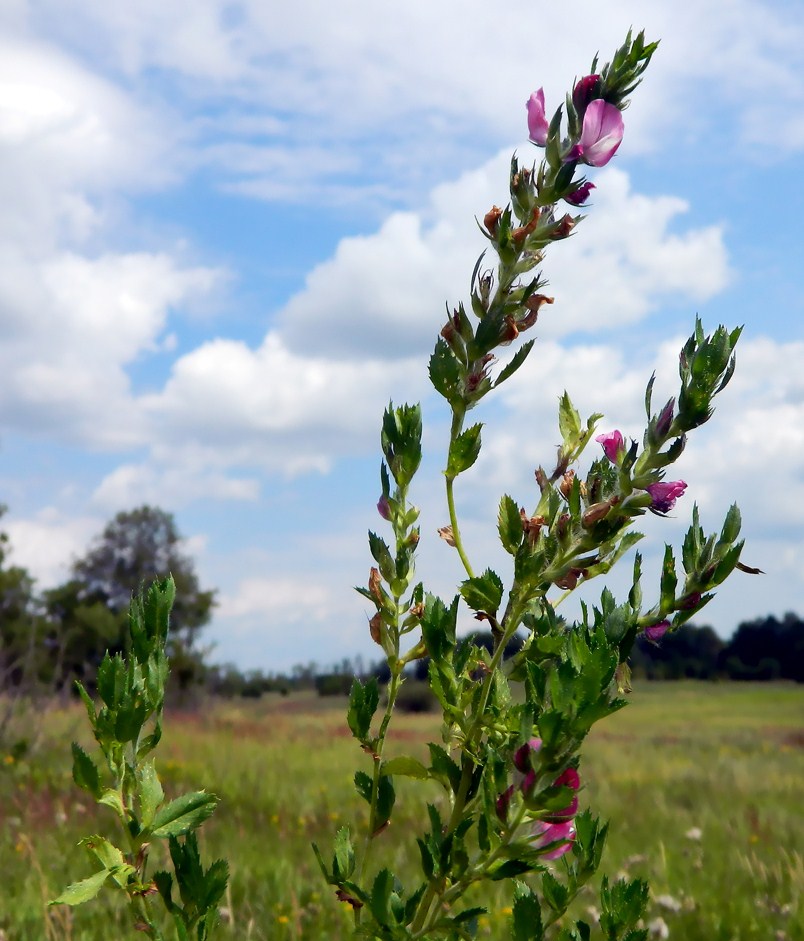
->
1, 503, 801, 713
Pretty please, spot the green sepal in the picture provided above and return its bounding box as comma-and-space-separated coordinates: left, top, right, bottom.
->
150, 791, 219, 838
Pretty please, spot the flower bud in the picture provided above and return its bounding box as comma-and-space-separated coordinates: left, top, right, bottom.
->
645, 620, 670, 642
595, 429, 624, 463
484, 205, 503, 235
646, 480, 687, 514
582, 495, 620, 527
564, 181, 595, 206
368, 567, 383, 601
655, 397, 676, 439
572, 74, 601, 115
377, 495, 391, 520
514, 737, 542, 773
369, 612, 383, 645
544, 767, 580, 822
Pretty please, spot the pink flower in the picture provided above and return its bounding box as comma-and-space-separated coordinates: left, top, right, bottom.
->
564, 181, 595, 206
645, 620, 670, 642
595, 430, 624, 463
532, 820, 576, 859
646, 480, 687, 514
513, 736, 542, 772
377, 495, 391, 520
527, 89, 549, 146
565, 99, 624, 167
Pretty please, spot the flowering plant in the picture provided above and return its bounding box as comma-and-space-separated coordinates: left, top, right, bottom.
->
53, 28, 754, 941
315, 29, 753, 941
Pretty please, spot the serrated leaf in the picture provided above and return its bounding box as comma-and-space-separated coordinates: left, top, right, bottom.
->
498, 494, 523, 555
80, 837, 134, 888
71, 743, 101, 799
512, 880, 543, 940
381, 756, 429, 779
347, 677, 380, 743
138, 760, 164, 829
558, 391, 582, 444
333, 826, 355, 881
150, 791, 219, 838
446, 424, 482, 478
51, 869, 111, 906
354, 770, 373, 803
369, 868, 394, 927
460, 569, 504, 615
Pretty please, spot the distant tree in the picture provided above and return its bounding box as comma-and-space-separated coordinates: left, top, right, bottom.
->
0, 507, 42, 689
52, 506, 216, 693
721, 613, 804, 682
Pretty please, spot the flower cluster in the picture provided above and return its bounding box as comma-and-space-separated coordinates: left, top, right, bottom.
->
595, 430, 687, 515
497, 738, 581, 860
527, 74, 624, 178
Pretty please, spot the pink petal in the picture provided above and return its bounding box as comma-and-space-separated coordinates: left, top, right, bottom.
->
527, 89, 549, 146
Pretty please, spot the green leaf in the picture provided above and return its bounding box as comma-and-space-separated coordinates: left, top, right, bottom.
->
659, 545, 677, 613
460, 569, 504, 616
354, 771, 373, 804
446, 423, 483, 478
429, 339, 463, 404
347, 677, 380, 743
79, 837, 134, 888
493, 340, 535, 389
558, 391, 582, 445
369, 868, 394, 927
381, 756, 429, 779
150, 791, 219, 838
428, 744, 462, 794
368, 531, 395, 583
498, 495, 523, 555
375, 775, 396, 830
71, 743, 102, 799
512, 880, 543, 941
420, 594, 459, 663
333, 826, 355, 881
51, 869, 111, 906
138, 760, 164, 829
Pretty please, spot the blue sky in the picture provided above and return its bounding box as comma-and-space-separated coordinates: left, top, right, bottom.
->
1, 0, 803, 671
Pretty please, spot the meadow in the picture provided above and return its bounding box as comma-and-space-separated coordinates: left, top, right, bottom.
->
1, 682, 801, 941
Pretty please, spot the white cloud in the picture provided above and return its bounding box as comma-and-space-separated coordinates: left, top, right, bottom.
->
4, 508, 99, 586
279, 159, 729, 358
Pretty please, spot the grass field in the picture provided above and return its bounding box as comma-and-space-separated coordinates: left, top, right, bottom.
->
1, 682, 801, 940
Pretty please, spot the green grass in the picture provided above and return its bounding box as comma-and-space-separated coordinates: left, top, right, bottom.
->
1, 683, 802, 940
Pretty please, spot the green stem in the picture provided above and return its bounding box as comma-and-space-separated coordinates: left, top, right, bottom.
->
445, 407, 475, 580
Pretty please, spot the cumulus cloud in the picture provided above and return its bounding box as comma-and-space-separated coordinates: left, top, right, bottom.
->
19, 0, 802, 206
279, 160, 729, 358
